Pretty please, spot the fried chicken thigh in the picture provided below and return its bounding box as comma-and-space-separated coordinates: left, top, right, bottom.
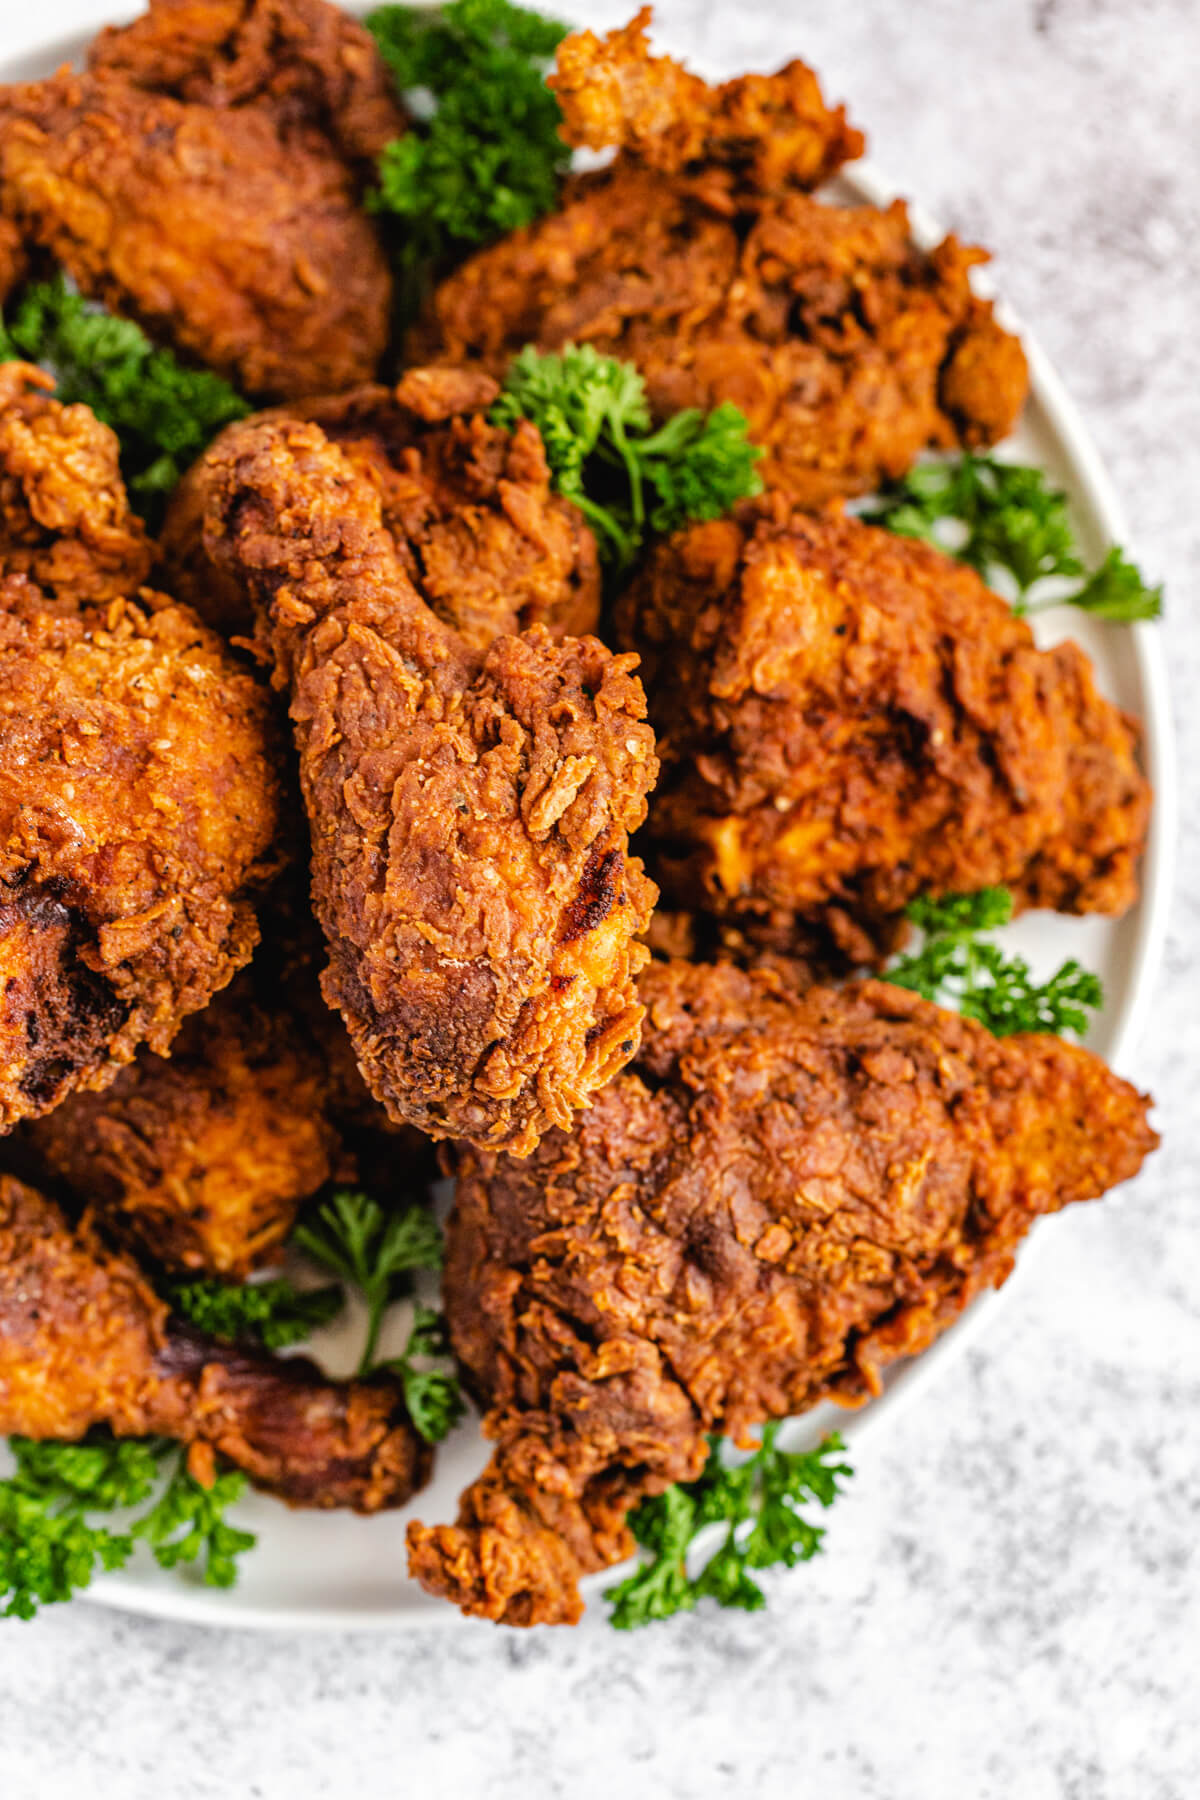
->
616, 501, 1150, 961
0, 0, 405, 399
160, 367, 601, 646
198, 407, 657, 1152
0, 1175, 430, 1510
413, 12, 1027, 506
0, 367, 282, 1129
408, 959, 1157, 1624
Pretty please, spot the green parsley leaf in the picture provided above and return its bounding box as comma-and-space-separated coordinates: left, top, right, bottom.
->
866, 453, 1161, 623
0, 273, 249, 525
292, 1189, 443, 1375
492, 344, 763, 574
133, 1460, 255, 1589
366, 0, 569, 313
1064, 545, 1163, 622
606, 1427, 851, 1630
166, 1276, 344, 1353
888, 887, 1104, 1037
0, 1433, 254, 1619
377, 1305, 465, 1444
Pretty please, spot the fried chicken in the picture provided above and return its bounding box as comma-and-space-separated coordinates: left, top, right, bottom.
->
160, 367, 601, 647
88, 0, 405, 170
0, 367, 283, 1130
549, 6, 863, 191
412, 13, 1027, 506
23, 969, 337, 1278
0, 362, 152, 604
407, 958, 1157, 1624
615, 500, 1150, 962
0, 1174, 431, 1510
196, 408, 657, 1153
0, 0, 405, 399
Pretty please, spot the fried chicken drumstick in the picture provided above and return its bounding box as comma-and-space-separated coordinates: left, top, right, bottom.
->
616, 500, 1150, 962
0, 366, 282, 1131
197, 398, 657, 1153
408, 959, 1156, 1624
0, 0, 405, 399
413, 10, 1028, 506
0, 1175, 431, 1510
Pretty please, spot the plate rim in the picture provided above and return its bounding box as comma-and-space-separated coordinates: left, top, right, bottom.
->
0, 6, 1175, 1630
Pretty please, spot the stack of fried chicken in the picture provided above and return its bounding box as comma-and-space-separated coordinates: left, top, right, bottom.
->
0, 1, 1157, 1626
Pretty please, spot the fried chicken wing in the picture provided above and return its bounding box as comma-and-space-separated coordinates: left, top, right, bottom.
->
615, 500, 1150, 961
0, 0, 405, 399
160, 367, 601, 647
0, 1175, 430, 1510
413, 15, 1026, 506
0, 370, 282, 1130
197, 411, 656, 1153
407, 959, 1157, 1624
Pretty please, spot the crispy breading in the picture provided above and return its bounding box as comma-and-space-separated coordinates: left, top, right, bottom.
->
407, 959, 1157, 1624
0, 1175, 431, 1510
413, 15, 1026, 505
88, 0, 406, 170
0, 589, 283, 1128
0, 374, 282, 1129
0, 0, 405, 399
549, 6, 863, 192
160, 368, 601, 647
0, 362, 152, 603
615, 500, 1150, 959
197, 413, 657, 1153
24, 969, 338, 1278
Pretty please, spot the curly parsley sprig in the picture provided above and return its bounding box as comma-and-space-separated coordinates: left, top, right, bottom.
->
492, 343, 763, 573
167, 1275, 344, 1353
605, 1427, 851, 1629
377, 1305, 466, 1444
293, 1189, 446, 1377
866, 454, 1161, 622
367, 0, 568, 310
0, 1435, 254, 1620
0, 273, 249, 523
887, 888, 1104, 1037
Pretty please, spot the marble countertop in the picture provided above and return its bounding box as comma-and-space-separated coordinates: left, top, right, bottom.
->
2, 2, 1197, 1796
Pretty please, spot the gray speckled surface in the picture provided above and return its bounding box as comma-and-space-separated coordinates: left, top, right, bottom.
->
2, 3, 1199, 1795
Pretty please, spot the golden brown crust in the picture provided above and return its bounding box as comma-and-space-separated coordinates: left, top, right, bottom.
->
25, 969, 338, 1277
0, 362, 153, 603
0, 588, 283, 1129
161, 372, 602, 649
407, 960, 1157, 1623
415, 176, 1027, 507
414, 14, 1027, 511
198, 414, 657, 1154
88, 0, 407, 171
550, 7, 863, 193
615, 501, 1149, 953
0, 61, 393, 399
0, 1175, 432, 1510
0, 376, 283, 1128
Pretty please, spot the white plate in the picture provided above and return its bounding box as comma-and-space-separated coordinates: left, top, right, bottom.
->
0, 6, 1175, 1631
